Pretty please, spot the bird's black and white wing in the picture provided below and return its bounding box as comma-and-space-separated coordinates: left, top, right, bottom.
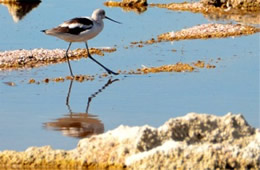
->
45, 17, 94, 35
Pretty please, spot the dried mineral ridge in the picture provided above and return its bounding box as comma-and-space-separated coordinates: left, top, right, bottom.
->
0, 112, 259, 169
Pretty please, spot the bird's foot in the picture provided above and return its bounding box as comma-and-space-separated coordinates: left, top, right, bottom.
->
107, 70, 119, 75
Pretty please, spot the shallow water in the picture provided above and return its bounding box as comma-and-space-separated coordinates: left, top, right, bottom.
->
0, 0, 259, 151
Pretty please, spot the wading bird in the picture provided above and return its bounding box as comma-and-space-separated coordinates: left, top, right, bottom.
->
42, 9, 121, 76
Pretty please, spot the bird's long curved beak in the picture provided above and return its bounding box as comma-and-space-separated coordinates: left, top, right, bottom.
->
105, 16, 122, 24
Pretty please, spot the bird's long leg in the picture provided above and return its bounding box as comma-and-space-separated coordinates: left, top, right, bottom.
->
65, 42, 74, 77
85, 42, 118, 75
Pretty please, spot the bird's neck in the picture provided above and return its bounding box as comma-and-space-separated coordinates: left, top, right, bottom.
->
91, 13, 102, 21
94, 19, 104, 25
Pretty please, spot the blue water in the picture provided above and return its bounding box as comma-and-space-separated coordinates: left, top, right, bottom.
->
0, 0, 259, 151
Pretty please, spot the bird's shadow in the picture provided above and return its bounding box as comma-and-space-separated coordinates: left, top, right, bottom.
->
43, 78, 119, 138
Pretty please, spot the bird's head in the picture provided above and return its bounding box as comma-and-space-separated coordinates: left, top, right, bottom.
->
92, 9, 121, 24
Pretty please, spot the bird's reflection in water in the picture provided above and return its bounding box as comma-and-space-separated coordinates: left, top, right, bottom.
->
0, 1, 41, 23
44, 78, 119, 138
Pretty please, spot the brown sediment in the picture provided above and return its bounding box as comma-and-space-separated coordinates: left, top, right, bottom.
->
150, 1, 260, 25
28, 74, 96, 84
28, 79, 36, 84
135, 60, 217, 74
193, 60, 205, 68
104, 0, 148, 13
104, 0, 147, 7
3, 81, 16, 86
130, 23, 259, 47
206, 63, 216, 68
0, 47, 117, 71
73, 75, 95, 82
193, 60, 217, 69
27, 60, 217, 84
200, 0, 260, 11
150, 1, 260, 14
136, 63, 195, 74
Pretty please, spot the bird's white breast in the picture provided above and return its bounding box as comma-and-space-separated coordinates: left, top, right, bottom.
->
78, 21, 104, 41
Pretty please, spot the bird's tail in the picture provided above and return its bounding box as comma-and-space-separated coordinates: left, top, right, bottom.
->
41, 30, 46, 33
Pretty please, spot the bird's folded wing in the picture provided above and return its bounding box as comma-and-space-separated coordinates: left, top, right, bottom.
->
55, 17, 94, 35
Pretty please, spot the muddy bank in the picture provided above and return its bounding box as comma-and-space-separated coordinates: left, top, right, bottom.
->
0, 113, 259, 169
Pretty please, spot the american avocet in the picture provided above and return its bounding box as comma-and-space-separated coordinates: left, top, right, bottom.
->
42, 9, 121, 76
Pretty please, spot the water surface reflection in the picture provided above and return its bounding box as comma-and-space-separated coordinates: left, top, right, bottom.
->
44, 78, 119, 138
0, 1, 41, 22
204, 10, 260, 25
